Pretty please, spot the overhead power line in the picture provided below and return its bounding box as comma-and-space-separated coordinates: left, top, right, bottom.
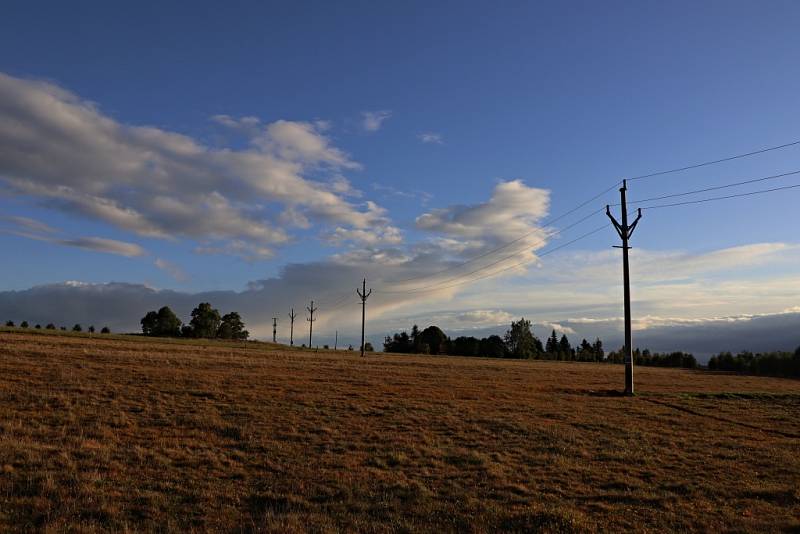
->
628, 139, 800, 181
639, 181, 800, 210
617, 169, 800, 206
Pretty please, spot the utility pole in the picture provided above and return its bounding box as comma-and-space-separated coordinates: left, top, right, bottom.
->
288, 308, 297, 346
606, 179, 643, 395
272, 317, 277, 343
334, 330, 338, 351
357, 278, 372, 357
306, 300, 317, 348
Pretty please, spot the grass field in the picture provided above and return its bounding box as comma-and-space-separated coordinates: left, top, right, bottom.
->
0, 330, 799, 532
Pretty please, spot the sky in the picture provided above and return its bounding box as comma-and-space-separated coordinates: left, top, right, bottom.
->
1, 0, 800, 357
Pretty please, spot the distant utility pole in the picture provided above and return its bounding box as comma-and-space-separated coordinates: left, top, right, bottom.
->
288, 308, 297, 346
357, 278, 372, 357
606, 179, 643, 395
306, 300, 317, 348
272, 317, 277, 343
334, 330, 338, 351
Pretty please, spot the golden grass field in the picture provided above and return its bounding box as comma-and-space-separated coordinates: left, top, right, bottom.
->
0, 329, 799, 533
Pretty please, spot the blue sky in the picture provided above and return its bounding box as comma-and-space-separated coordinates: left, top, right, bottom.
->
1, 1, 800, 352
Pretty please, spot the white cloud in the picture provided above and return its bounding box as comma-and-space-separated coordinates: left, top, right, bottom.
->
361, 110, 391, 132
418, 132, 443, 144
0, 72, 396, 256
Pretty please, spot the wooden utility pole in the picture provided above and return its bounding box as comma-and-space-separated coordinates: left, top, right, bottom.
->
306, 300, 317, 348
606, 179, 643, 395
272, 317, 277, 343
288, 308, 297, 346
357, 278, 372, 357
334, 330, 338, 351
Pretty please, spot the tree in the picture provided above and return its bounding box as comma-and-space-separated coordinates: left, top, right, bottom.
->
418, 326, 448, 355
141, 307, 182, 337
156, 306, 182, 337
88, 325, 95, 333
35, 324, 41, 329
140, 311, 159, 335
20, 321, 29, 328
72, 324, 82, 332
101, 326, 111, 334
479, 335, 507, 358
592, 338, 605, 361
559, 334, 573, 360
451, 336, 481, 357
576, 339, 591, 361
545, 330, 560, 357
364, 342, 374, 352
217, 311, 248, 340
46, 323, 55, 330
189, 302, 221, 338
384, 331, 413, 353
505, 318, 540, 359
5, 320, 13, 327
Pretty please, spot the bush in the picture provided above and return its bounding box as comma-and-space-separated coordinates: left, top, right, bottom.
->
20, 321, 28, 328
101, 326, 110, 334
5, 320, 14, 327
72, 324, 82, 332
364, 342, 374, 352
35, 324, 41, 329
88, 325, 95, 333
45, 323, 55, 330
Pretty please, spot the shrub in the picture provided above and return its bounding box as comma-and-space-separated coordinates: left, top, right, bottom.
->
101, 326, 110, 334
20, 321, 29, 328
72, 324, 82, 332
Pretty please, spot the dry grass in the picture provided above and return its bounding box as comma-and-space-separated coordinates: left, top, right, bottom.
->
0, 329, 799, 532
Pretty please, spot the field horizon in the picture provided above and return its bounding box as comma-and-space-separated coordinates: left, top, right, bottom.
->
1, 330, 798, 532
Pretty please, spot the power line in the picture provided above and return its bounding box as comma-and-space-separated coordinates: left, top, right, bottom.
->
628, 139, 800, 181
639, 182, 800, 210
380, 209, 605, 293
618, 169, 800, 206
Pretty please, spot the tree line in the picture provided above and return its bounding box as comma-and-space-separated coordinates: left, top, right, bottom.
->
140, 303, 249, 340
4, 320, 110, 333
708, 349, 800, 378
384, 318, 698, 369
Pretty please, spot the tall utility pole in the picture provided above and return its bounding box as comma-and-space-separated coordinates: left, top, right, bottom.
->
334, 330, 338, 351
357, 278, 372, 357
306, 300, 317, 348
288, 308, 297, 346
606, 179, 643, 395
272, 317, 277, 343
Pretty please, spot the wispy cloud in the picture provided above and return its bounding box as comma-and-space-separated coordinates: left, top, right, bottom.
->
154, 258, 188, 282
418, 132, 443, 144
0, 215, 146, 257
361, 110, 392, 132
